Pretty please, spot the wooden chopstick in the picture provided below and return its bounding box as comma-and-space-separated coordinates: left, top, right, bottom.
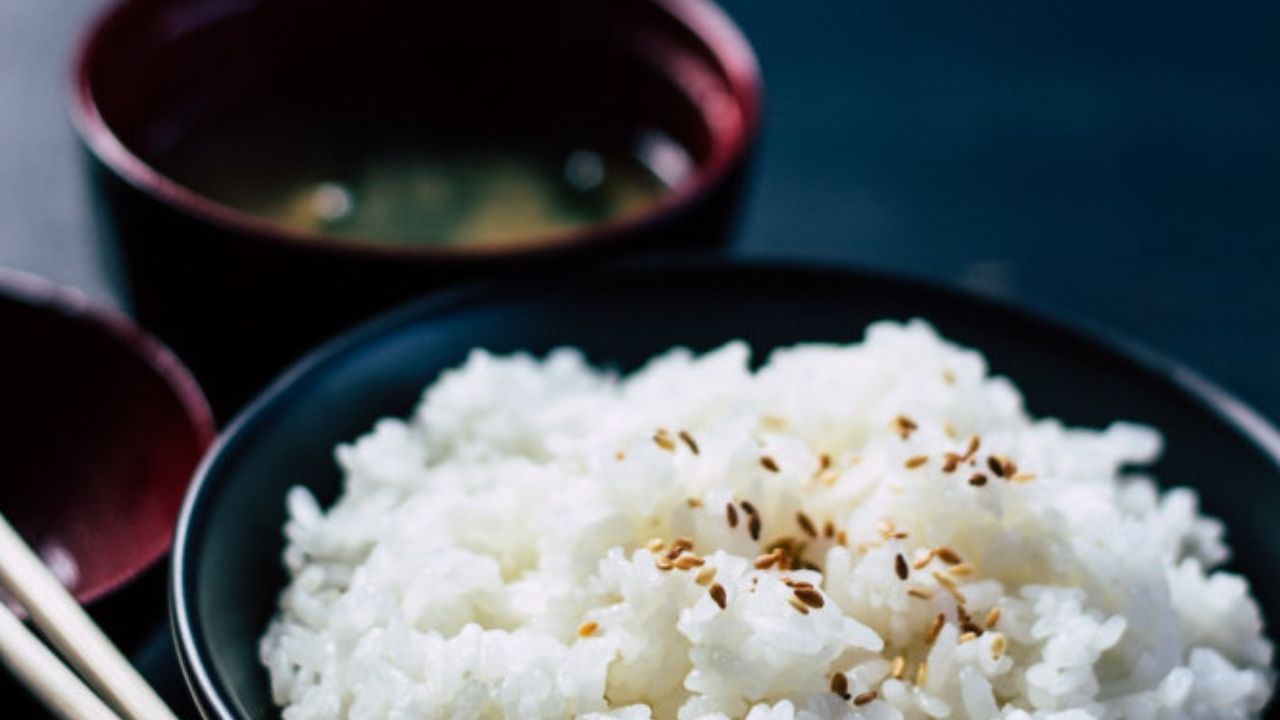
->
0, 601, 122, 720
0, 513, 177, 720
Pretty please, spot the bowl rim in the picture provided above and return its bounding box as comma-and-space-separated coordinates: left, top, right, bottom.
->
0, 268, 217, 605
170, 258, 1280, 720
68, 0, 762, 261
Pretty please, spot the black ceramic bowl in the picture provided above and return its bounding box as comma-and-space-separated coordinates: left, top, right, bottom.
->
173, 262, 1280, 719
72, 0, 761, 416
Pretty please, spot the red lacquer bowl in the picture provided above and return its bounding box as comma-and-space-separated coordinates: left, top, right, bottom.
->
0, 269, 215, 605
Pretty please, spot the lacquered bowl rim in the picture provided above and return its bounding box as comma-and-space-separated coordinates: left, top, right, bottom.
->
68, 0, 762, 262
170, 258, 1280, 720
0, 267, 216, 605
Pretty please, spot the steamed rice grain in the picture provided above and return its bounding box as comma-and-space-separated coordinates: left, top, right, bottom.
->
261, 320, 1274, 719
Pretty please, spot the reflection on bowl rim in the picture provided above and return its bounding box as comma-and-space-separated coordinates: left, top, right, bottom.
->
0, 267, 217, 604
69, 0, 762, 260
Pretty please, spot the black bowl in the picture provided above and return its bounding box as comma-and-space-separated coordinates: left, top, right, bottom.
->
173, 262, 1280, 719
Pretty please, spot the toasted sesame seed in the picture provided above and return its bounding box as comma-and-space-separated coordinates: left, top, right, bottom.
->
934, 546, 963, 565
912, 549, 935, 570
836, 530, 848, 546
830, 672, 850, 699
577, 621, 598, 637
794, 587, 825, 608
943, 422, 957, 439
904, 455, 928, 469
856, 541, 882, 554
709, 582, 727, 609
942, 453, 961, 473
908, 587, 935, 600
891, 654, 906, 679
762, 415, 788, 430
685, 496, 703, 508
760, 456, 780, 472
748, 514, 762, 541
655, 557, 674, 571
948, 563, 975, 577
754, 550, 782, 570
787, 595, 811, 614
987, 455, 1005, 477
667, 538, 694, 559
891, 531, 909, 540
969, 472, 988, 486
796, 511, 818, 538
725, 503, 739, 528
990, 633, 1007, 659
915, 661, 929, 687
988, 454, 1018, 478
740, 500, 758, 516
942, 368, 956, 385
675, 554, 705, 570
646, 537, 664, 552
1011, 472, 1036, 483
853, 690, 877, 706
985, 606, 1002, 629
877, 520, 895, 538
963, 435, 981, 461
822, 520, 835, 538
925, 613, 945, 644
932, 570, 960, 592
695, 566, 718, 586
819, 453, 832, 470
818, 470, 839, 486
653, 432, 676, 451
615, 450, 625, 461
893, 415, 918, 439
895, 553, 909, 580
959, 631, 978, 644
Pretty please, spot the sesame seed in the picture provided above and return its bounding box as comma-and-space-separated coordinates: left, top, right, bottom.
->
796, 511, 818, 538
942, 453, 961, 473
577, 621, 598, 637
891, 654, 906, 680
787, 595, 811, 614
725, 503, 739, 528
853, 690, 877, 706
969, 472, 988, 486
615, 450, 625, 461
685, 496, 703, 508
667, 537, 694, 559
934, 546, 963, 565
915, 661, 929, 687
655, 557, 674, 571
943, 422, 957, 439
695, 566, 717, 586
646, 537, 664, 552
818, 470, 839, 486
942, 368, 956, 384
740, 500, 757, 516
985, 606, 1001, 629
830, 672, 850, 699
822, 520, 835, 538
674, 554, 705, 570
708, 583, 728, 609
653, 431, 676, 451
1011, 472, 1036, 483
932, 570, 960, 592
990, 633, 1007, 659
963, 435, 981, 461
760, 456, 780, 473
877, 520, 895, 538
748, 514, 762, 541
908, 587, 935, 600
819, 453, 832, 470
754, 550, 782, 570
893, 415, 918, 439
677, 430, 699, 455
912, 549, 935, 570
904, 455, 928, 469
895, 553, 909, 580
987, 455, 1005, 477
959, 631, 978, 644
794, 587, 825, 609
836, 530, 848, 546
948, 563, 975, 577
762, 415, 787, 430
925, 613, 945, 644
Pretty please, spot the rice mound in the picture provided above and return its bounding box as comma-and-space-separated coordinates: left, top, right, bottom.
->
261, 320, 1274, 719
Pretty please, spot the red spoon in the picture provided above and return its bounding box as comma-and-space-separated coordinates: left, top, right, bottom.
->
0, 269, 214, 606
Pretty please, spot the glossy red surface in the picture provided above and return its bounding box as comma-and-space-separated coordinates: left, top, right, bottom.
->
0, 269, 215, 605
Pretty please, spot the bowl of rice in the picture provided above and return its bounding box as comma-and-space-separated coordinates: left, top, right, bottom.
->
173, 262, 1277, 719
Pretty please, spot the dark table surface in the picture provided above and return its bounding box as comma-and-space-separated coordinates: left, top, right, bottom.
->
2, 0, 1279, 715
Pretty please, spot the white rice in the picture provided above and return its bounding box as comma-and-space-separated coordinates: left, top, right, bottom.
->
261, 320, 1274, 719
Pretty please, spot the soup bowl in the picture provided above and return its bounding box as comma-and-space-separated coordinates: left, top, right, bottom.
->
71, 0, 761, 416
172, 261, 1279, 719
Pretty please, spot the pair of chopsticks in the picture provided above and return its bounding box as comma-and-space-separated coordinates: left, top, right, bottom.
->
0, 513, 178, 720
